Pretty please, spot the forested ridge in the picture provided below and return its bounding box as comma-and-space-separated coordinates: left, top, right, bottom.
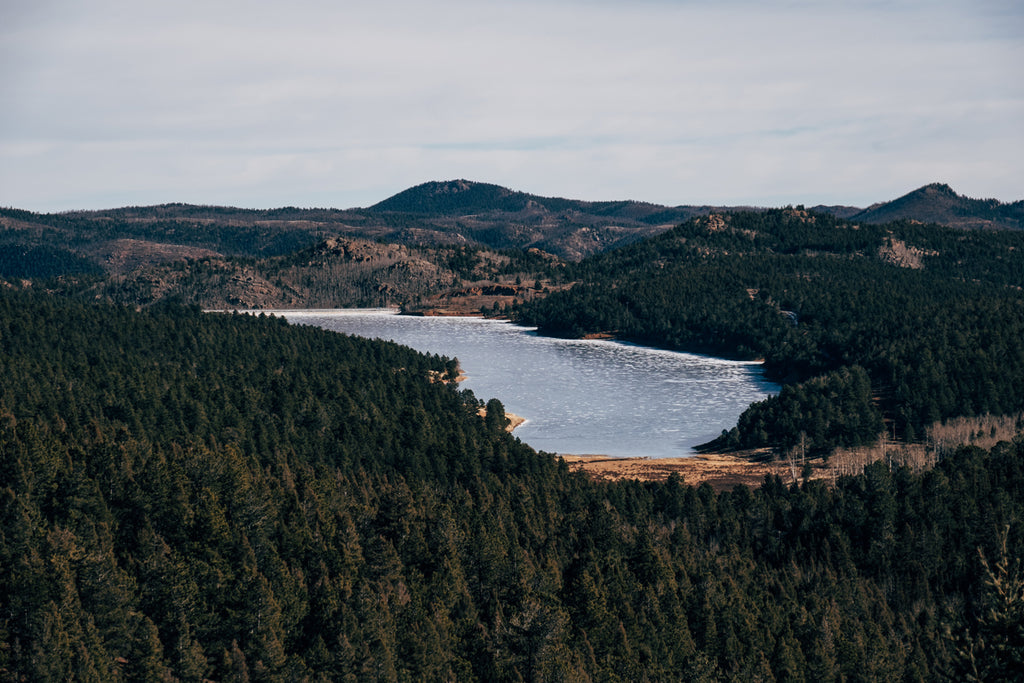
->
0, 206, 330, 260
514, 209, 1024, 451
1, 286, 1023, 681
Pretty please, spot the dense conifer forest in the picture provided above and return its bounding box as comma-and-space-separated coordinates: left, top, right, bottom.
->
1, 285, 1023, 681
514, 209, 1024, 452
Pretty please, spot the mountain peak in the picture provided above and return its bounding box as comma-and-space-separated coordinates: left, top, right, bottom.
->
920, 182, 956, 194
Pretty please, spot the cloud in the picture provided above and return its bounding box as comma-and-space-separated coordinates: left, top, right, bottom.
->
1, 0, 1021, 210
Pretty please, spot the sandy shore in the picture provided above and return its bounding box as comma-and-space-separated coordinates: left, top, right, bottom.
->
559, 449, 798, 491
478, 407, 526, 433
506, 413, 526, 431
499, 412, 786, 490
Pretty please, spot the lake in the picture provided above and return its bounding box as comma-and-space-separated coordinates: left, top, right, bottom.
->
277, 309, 778, 458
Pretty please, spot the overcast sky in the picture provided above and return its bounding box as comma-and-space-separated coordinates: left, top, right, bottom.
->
2, 0, 1022, 212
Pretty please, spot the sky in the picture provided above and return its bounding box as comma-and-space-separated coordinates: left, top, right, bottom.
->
1, 0, 1022, 212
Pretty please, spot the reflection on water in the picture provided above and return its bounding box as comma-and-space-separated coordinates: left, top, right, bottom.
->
279, 309, 779, 459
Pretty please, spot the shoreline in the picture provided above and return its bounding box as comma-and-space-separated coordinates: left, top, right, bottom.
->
478, 407, 526, 433
253, 307, 774, 486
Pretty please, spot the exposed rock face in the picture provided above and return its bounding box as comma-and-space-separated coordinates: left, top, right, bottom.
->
877, 238, 937, 270
312, 238, 408, 263
224, 269, 285, 308
701, 214, 729, 232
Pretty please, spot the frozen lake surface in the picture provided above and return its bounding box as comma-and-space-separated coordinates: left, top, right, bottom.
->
279, 309, 779, 458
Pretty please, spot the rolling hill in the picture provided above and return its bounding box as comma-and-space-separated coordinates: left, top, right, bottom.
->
1, 181, 1020, 310
2, 180, 1020, 276
850, 182, 1024, 229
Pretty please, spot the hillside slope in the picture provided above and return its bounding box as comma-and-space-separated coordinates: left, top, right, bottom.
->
77, 237, 563, 310
852, 182, 1024, 229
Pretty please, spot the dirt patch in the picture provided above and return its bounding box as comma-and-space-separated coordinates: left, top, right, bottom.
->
405, 291, 528, 317
403, 280, 573, 317
560, 449, 812, 491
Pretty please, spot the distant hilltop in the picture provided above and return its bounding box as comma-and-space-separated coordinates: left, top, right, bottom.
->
848, 182, 1024, 230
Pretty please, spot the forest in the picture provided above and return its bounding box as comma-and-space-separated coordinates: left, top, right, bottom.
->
513, 209, 1024, 452
1, 285, 1023, 681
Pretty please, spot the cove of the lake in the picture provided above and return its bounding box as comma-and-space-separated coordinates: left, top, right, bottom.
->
277, 309, 779, 459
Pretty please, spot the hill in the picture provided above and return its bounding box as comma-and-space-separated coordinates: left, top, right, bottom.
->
371, 178, 706, 222
0, 181, 694, 270
851, 182, 1024, 229
80, 237, 563, 311
371, 179, 553, 214
2, 181, 1019, 281
2, 180, 1021, 310
365, 179, 704, 259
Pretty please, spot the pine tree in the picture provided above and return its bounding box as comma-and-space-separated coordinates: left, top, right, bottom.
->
949, 527, 1024, 681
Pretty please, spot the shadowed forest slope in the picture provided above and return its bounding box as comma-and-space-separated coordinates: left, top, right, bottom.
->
1, 287, 1022, 680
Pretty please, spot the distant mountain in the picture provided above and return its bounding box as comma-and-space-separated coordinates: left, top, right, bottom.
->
850, 183, 1024, 230
0, 184, 694, 266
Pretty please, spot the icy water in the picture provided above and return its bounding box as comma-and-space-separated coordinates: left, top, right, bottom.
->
278, 309, 778, 458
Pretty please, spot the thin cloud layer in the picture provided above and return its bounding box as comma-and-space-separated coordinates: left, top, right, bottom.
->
2, 0, 1021, 211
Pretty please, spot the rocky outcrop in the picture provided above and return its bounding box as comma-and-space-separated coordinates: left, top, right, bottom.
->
877, 237, 937, 270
